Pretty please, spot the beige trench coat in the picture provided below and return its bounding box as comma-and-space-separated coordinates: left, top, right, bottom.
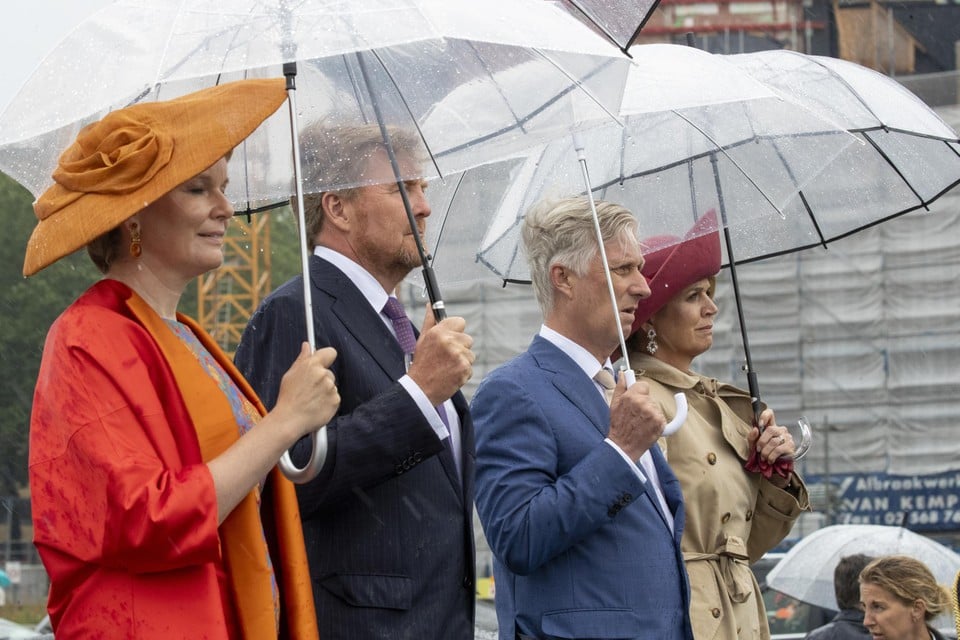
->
631, 353, 811, 640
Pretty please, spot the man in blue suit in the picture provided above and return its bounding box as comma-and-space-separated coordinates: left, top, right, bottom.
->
235, 124, 476, 639
472, 196, 693, 640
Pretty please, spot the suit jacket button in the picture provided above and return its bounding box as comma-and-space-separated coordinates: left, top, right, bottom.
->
707, 452, 717, 465
721, 512, 731, 523
413, 451, 423, 463
395, 463, 405, 474
621, 493, 632, 504
745, 509, 753, 521
712, 608, 721, 618
607, 506, 619, 517
462, 576, 473, 589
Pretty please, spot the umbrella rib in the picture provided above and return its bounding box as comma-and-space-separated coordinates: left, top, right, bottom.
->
592, 129, 834, 189
783, 50, 888, 128
861, 130, 926, 209
434, 55, 622, 159
466, 40, 528, 136
429, 170, 467, 265
560, 0, 631, 54
233, 200, 289, 217
797, 190, 828, 250
686, 159, 698, 226
341, 54, 371, 125
530, 48, 623, 126
369, 48, 443, 181
628, 1, 661, 49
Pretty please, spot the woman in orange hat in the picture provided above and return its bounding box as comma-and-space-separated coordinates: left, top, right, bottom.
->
25, 79, 338, 639
623, 210, 810, 640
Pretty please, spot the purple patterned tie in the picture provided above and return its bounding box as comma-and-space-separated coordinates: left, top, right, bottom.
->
383, 297, 449, 429
383, 297, 417, 355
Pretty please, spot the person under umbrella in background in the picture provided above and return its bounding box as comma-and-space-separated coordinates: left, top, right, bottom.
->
623, 210, 810, 640
471, 196, 693, 640
24, 80, 340, 639
235, 123, 476, 640
859, 555, 953, 640
805, 554, 875, 640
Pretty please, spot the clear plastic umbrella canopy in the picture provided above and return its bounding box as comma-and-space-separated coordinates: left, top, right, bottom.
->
421, 43, 859, 286
766, 524, 960, 611
0, 0, 631, 483
0, 0, 630, 209
724, 49, 960, 249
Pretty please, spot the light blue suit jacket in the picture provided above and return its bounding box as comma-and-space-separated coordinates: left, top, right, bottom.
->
472, 336, 693, 640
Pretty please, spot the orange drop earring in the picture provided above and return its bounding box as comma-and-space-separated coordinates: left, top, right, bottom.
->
129, 221, 142, 257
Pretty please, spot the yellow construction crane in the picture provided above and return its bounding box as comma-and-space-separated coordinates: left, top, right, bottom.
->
198, 214, 271, 356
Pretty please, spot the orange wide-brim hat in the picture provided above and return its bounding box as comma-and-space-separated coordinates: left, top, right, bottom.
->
24, 78, 287, 276
630, 208, 723, 336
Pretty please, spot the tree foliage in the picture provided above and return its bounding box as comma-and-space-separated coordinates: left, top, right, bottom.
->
0, 173, 101, 494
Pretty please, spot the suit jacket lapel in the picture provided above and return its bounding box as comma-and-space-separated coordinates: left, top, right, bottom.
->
310, 255, 404, 380
310, 255, 466, 497
529, 336, 609, 436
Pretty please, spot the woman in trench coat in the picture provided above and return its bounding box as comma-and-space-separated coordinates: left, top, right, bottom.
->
624, 210, 811, 640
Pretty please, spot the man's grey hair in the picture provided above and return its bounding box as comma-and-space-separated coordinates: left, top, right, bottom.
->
522, 195, 639, 315
298, 122, 425, 250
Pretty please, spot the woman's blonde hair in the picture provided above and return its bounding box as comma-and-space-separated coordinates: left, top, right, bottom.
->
859, 555, 952, 621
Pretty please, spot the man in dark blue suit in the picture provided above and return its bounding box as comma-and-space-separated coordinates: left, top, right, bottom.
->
235, 124, 476, 639
471, 196, 694, 640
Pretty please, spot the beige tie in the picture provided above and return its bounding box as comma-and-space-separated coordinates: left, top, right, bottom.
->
594, 367, 616, 405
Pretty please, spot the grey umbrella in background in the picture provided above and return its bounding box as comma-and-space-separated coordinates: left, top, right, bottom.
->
552, 0, 660, 55
0, 0, 630, 482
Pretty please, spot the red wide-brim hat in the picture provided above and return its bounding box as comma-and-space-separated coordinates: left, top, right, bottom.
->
630, 208, 722, 336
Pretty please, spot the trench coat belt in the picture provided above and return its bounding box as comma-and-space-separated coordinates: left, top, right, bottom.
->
684, 535, 753, 604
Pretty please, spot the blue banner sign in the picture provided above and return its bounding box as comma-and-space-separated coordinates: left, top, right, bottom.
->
805, 470, 960, 531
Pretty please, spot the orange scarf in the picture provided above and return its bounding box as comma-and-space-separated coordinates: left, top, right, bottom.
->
127, 293, 318, 640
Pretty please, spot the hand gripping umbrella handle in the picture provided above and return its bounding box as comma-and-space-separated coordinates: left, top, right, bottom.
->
278, 64, 329, 484
620, 369, 688, 435
278, 427, 329, 484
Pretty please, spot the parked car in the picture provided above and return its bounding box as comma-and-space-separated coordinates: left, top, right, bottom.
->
753, 553, 834, 640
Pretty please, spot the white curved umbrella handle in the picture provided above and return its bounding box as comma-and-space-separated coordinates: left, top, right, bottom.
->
278, 427, 329, 484
620, 368, 687, 435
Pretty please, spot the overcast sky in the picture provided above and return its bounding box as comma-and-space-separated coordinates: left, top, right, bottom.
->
0, 0, 113, 114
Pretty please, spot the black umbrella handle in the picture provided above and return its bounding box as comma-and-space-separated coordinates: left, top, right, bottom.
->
746, 370, 763, 428
421, 264, 447, 321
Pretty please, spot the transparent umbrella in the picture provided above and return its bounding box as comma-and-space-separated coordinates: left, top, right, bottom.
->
0, 0, 630, 482
766, 524, 960, 611
723, 49, 960, 255
421, 44, 859, 456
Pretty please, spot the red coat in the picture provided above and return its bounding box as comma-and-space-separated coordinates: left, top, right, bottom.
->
29, 279, 316, 639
